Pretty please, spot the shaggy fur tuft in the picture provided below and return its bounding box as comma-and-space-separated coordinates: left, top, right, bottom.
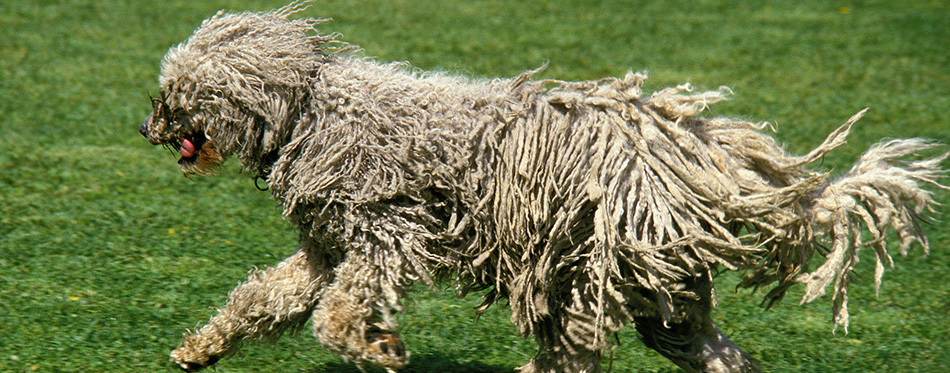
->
141, 2, 947, 372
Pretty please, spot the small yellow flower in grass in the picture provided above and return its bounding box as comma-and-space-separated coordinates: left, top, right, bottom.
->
68, 296, 79, 301
839, 6, 851, 14
168, 228, 176, 234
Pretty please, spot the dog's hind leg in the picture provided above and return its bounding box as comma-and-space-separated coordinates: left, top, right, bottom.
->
170, 247, 331, 372
518, 281, 611, 373
519, 320, 604, 373
634, 273, 761, 373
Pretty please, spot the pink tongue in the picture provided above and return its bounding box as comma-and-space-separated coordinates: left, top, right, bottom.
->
180, 138, 196, 158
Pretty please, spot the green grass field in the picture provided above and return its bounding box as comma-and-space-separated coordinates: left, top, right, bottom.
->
1, 0, 948, 371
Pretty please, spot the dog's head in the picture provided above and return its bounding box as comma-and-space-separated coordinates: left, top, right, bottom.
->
140, 2, 337, 175
141, 89, 223, 175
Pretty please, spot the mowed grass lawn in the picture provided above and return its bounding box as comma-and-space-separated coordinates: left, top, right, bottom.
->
1, 0, 948, 371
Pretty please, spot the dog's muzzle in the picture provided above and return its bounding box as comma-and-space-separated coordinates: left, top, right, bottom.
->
139, 113, 159, 144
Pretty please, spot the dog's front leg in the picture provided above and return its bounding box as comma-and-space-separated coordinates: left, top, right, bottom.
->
311, 208, 429, 371
311, 255, 411, 371
170, 248, 331, 371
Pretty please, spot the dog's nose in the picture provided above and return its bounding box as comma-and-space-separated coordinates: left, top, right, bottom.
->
139, 117, 149, 138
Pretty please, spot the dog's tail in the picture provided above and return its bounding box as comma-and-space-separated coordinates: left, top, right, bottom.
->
792, 113, 948, 333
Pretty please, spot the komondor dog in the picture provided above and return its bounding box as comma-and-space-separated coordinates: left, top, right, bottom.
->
140, 2, 947, 372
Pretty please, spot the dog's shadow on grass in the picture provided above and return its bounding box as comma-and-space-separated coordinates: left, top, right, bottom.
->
312, 354, 515, 373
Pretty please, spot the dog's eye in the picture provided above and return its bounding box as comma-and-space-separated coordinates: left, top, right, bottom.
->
170, 108, 190, 125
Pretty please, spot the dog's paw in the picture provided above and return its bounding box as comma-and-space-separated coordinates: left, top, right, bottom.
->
366, 328, 409, 369
170, 347, 220, 372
